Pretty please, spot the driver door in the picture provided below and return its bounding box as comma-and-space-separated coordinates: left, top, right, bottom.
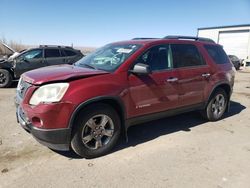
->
14, 49, 45, 77
128, 45, 179, 118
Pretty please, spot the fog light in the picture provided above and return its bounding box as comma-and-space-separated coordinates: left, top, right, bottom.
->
32, 117, 43, 127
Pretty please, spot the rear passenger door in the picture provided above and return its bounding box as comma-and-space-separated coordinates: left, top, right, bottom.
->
44, 48, 64, 65
170, 43, 210, 107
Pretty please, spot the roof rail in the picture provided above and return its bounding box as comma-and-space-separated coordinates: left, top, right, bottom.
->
39, 45, 73, 48
132, 38, 159, 40
163, 35, 215, 43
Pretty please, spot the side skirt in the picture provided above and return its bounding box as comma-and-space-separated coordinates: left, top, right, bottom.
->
125, 103, 205, 133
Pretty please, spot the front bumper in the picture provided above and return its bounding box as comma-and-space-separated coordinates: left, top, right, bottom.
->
16, 105, 71, 151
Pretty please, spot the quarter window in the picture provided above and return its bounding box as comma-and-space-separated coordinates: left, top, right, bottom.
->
45, 49, 61, 58
204, 45, 229, 64
63, 49, 77, 56
171, 44, 205, 68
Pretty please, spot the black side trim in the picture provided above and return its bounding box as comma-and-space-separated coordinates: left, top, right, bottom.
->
126, 103, 204, 128
31, 127, 71, 151
17, 104, 71, 151
69, 96, 126, 129
31, 126, 71, 145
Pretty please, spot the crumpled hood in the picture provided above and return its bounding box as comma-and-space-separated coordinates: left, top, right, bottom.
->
8, 52, 20, 60
0, 59, 13, 68
22, 64, 109, 85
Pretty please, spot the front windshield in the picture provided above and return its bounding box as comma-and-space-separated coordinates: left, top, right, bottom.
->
75, 43, 141, 72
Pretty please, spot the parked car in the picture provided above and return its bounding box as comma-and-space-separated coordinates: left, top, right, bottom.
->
0, 42, 20, 61
242, 56, 250, 67
16, 36, 235, 158
0, 45, 83, 88
228, 55, 241, 70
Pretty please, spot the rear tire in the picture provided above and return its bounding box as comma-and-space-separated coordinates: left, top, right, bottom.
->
71, 103, 121, 158
201, 88, 228, 121
0, 69, 12, 88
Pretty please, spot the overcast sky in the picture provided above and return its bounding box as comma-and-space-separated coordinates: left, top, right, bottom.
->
1, 0, 250, 47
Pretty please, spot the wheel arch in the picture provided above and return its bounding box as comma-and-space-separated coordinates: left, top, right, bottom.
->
206, 82, 232, 111
69, 96, 127, 134
0, 67, 14, 79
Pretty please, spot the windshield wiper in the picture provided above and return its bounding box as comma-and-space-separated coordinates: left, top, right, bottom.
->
82, 63, 97, 70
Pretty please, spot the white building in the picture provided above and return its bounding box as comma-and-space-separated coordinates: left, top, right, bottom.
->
197, 24, 250, 60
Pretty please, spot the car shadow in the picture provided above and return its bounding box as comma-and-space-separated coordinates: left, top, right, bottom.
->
115, 101, 246, 150
10, 81, 18, 88
0, 81, 18, 89
53, 100, 246, 159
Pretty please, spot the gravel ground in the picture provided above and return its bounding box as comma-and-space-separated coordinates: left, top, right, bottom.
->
0, 70, 250, 188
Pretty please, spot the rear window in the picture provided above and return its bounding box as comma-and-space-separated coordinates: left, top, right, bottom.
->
204, 45, 229, 64
45, 49, 61, 58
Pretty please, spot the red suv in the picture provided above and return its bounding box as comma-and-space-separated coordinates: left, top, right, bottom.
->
16, 36, 235, 158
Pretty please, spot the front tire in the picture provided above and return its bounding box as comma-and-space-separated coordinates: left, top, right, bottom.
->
71, 103, 121, 158
201, 88, 228, 121
0, 69, 12, 88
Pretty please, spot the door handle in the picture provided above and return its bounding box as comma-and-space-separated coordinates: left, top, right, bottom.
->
201, 73, 211, 78
166, 77, 178, 82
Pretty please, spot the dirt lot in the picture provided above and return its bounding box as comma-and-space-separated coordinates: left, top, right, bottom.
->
0, 70, 250, 188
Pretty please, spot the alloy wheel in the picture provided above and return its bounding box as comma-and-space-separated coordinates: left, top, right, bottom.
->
211, 94, 226, 119
81, 114, 114, 150
0, 72, 6, 84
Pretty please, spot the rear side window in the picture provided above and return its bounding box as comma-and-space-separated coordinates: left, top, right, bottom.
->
62, 49, 77, 57
45, 49, 60, 58
171, 44, 205, 68
204, 45, 229, 64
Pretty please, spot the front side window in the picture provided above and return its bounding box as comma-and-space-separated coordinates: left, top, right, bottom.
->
135, 45, 172, 71
18, 49, 43, 60
75, 44, 141, 72
204, 45, 229, 64
45, 49, 61, 58
171, 44, 205, 68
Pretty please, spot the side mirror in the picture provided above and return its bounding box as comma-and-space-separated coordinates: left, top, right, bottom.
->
130, 63, 151, 74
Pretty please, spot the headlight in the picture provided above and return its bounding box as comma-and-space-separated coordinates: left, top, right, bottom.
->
17, 77, 23, 91
29, 83, 69, 105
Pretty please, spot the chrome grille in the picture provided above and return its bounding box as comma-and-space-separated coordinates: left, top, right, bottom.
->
17, 78, 32, 99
